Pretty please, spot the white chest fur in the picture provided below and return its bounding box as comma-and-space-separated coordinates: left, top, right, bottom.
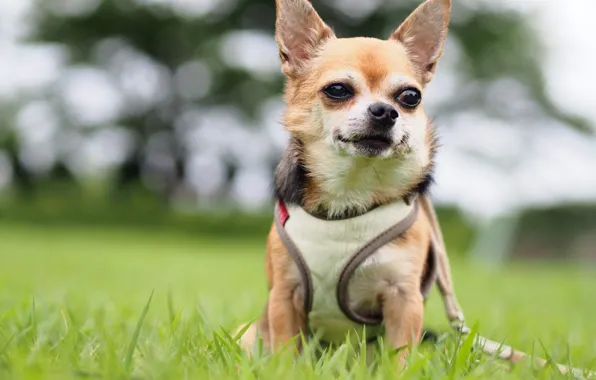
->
284, 201, 415, 343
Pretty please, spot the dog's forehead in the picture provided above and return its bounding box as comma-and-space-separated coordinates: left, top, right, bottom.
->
317, 37, 416, 89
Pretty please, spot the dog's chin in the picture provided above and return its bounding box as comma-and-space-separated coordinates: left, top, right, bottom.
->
335, 135, 396, 158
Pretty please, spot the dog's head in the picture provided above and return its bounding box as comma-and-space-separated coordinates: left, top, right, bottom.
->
275, 0, 450, 216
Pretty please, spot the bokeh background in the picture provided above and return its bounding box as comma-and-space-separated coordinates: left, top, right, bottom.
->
1, 0, 595, 262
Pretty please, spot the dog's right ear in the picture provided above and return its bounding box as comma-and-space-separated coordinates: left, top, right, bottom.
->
275, 0, 335, 76
389, 0, 451, 85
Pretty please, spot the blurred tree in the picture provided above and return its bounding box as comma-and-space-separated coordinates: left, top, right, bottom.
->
3, 0, 588, 205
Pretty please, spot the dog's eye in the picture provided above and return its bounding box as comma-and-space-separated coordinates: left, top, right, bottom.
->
323, 83, 353, 100
396, 88, 421, 108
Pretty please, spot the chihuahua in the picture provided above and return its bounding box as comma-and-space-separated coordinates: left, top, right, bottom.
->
236, 0, 454, 366
236, 0, 593, 376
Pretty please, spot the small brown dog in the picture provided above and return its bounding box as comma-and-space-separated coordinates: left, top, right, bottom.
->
236, 0, 593, 376
238, 0, 454, 367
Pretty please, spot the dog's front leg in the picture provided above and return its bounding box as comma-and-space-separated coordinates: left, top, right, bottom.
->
268, 284, 303, 353
382, 287, 424, 368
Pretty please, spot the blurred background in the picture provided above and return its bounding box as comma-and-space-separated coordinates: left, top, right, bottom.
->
0, 0, 595, 263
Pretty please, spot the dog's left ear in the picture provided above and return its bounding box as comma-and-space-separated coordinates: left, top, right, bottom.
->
275, 0, 335, 77
390, 0, 451, 85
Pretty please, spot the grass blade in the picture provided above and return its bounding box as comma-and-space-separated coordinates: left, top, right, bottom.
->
451, 322, 478, 378
167, 290, 175, 325
233, 319, 256, 342
538, 340, 564, 378
29, 297, 37, 334
0, 332, 16, 355
124, 290, 154, 372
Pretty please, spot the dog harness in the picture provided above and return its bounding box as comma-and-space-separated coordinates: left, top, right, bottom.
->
275, 197, 438, 344
267, 198, 596, 378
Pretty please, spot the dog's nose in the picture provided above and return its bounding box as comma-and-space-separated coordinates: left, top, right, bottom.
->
368, 103, 398, 129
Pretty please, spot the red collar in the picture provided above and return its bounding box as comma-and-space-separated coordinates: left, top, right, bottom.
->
276, 196, 416, 225
276, 199, 290, 226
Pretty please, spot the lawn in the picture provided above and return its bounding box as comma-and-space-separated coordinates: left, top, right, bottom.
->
0, 221, 595, 379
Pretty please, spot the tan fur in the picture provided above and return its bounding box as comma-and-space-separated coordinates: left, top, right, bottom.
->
380, 205, 432, 365
263, 225, 306, 352
390, 0, 450, 84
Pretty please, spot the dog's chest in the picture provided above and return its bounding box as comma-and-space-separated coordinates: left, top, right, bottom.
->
284, 202, 414, 343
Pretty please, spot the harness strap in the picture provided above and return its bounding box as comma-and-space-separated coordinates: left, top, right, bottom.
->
335, 201, 420, 325
421, 194, 452, 298
274, 199, 314, 314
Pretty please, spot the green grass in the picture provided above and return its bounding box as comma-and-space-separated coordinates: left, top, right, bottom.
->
0, 222, 595, 379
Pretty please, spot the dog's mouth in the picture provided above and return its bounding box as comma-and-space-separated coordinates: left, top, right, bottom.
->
336, 133, 394, 153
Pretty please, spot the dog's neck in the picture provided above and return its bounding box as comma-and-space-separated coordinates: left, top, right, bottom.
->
274, 137, 433, 220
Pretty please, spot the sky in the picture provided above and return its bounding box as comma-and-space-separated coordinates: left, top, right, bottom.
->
0, 0, 595, 220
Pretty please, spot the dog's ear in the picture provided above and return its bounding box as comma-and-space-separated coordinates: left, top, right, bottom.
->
275, 0, 335, 76
389, 0, 451, 85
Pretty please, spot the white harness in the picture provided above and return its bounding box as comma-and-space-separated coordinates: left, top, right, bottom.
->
275, 198, 436, 344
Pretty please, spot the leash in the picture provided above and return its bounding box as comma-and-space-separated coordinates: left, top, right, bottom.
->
423, 195, 595, 378
464, 329, 593, 377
